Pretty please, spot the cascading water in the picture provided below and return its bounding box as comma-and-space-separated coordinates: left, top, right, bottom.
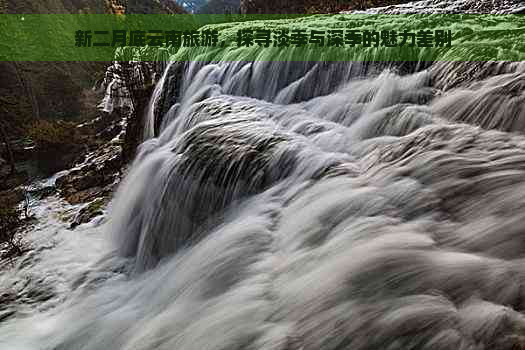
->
2, 10, 525, 350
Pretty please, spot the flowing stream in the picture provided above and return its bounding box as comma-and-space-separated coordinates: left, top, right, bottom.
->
2, 12, 525, 350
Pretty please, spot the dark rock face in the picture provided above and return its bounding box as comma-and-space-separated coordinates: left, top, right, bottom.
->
122, 85, 154, 163
0, 188, 25, 207
34, 145, 86, 177
0, 172, 28, 192
153, 62, 185, 136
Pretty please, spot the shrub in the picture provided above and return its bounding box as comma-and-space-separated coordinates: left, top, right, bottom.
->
28, 119, 79, 149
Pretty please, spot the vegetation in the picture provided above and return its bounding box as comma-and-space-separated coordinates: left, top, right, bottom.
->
28, 120, 85, 174
28, 120, 80, 149
0, 0, 185, 148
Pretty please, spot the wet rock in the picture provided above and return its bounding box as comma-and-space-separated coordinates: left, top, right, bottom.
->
0, 291, 17, 318
65, 186, 103, 206
98, 122, 122, 142
0, 309, 16, 323
24, 285, 55, 304
77, 110, 124, 143
56, 144, 123, 205
58, 170, 105, 193
70, 197, 107, 229
28, 186, 56, 200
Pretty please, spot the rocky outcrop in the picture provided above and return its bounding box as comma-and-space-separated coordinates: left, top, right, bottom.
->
56, 143, 123, 205
70, 197, 107, 229
99, 58, 168, 156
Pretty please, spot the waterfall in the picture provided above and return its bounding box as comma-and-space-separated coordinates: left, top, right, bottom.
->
2, 13, 525, 350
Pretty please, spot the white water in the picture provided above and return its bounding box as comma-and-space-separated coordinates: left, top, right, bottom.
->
345, 0, 525, 14
2, 40, 525, 350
